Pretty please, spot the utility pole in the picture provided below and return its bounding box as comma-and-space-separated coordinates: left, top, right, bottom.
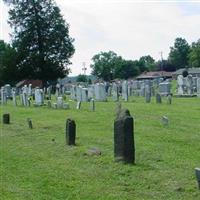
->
159, 51, 164, 77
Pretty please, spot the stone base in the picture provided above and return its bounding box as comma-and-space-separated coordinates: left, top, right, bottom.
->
174, 94, 197, 98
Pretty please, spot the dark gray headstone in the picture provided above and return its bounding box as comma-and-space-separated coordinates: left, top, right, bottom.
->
3, 113, 10, 124
156, 93, 162, 104
66, 119, 76, 145
167, 95, 172, 104
114, 108, 135, 164
27, 118, 33, 129
195, 168, 200, 189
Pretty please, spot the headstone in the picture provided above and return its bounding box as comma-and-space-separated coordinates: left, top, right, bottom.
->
63, 103, 70, 109
81, 88, 88, 102
57, 96, 63, 109
195, 168, 200, 189
28, 84, 32, 96
177, 75, 184, 95
112, 83, 119, 102
145, 84, 151, 103
47, 100, 51, 108
65, 118, 76, 145
167, 94, 172, 104
27, 118, 33, 129
122, 81, 128, 101
162, 116, 169, 126
197, 78, 200, 98
12, 90, 17, 106
1, 87, 7, 105
52, 103, 57, 109
4, 84, 12, 98
76, 101, 81, 110
114, 108, 135, 164
3, 113, 10, 124
186, 75, 193, 95
35, 88, 43, 106
159, 82, 171, 95
47, 86, 52, 100
156, 93, 162, 104
90, 98, 95, 111
94, 83, 107, 101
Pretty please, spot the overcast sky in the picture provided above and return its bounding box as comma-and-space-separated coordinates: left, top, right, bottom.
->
1, 0, 200, 76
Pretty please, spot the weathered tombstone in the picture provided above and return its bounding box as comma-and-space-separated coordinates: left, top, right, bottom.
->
57, 96, 63, 109
27, 118, 33, 129
3, 113, 10, 124
195, 168, 200, 189
112, 83, 119, 102
76, 86, 82, 102
159, 81, 171, 95
114, 108, 135, 164
28, 84, 32, 96
47, 86, 52, 100
156, 93, 162, 104
197, 78, 200, 98
70, 85, 76, 100
12, 90, 17, 106
81, 88, 88, 102
177, 75, 184, 95
35, 88, 43, 106
162, 116, 169, 126
52, 103, 57, 109
47, 100, 51, 108
167, 94, 172, 104
94, 83, 107, 101
186, 75, 193, 95
145, 84, 151, 103
90, 98, 95, 111
122, 81, 128, 101
63, 103, 70, 109
4, 84, 12, 98
65, 118, 76, 145
1, 87, 7, 105
76, 101, 81, 110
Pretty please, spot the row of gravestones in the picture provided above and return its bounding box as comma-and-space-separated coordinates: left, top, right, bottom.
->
177, 75, 200, 96
70, 80, 172, 103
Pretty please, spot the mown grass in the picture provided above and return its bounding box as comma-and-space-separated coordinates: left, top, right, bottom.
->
0, 96, 200, 200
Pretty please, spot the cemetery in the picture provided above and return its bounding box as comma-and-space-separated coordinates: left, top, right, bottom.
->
1, 79, 200, 199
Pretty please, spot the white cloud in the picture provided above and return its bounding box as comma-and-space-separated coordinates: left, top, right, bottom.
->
1, 0, 200, 76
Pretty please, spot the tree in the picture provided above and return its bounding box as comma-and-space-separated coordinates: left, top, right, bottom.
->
138, 55, 155, 72
76, 74, 87, 82
168, 37, 190, 69
189, 39, 200, 68
114, 60, 140, 79
4, 0, 75, 84
0, 40, 19, 86
90, 51, 123, 81
156, 60, 176, 72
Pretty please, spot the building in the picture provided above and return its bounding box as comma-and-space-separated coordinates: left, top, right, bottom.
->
136, 71, 173, 80
172, 68, 200, 79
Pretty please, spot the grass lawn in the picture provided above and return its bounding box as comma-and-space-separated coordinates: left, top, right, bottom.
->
0, 96, 200, 200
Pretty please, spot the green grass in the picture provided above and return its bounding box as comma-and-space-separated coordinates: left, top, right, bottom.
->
0, 96, 200, 200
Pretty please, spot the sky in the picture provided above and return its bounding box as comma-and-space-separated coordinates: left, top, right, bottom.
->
1, 0, 200, 76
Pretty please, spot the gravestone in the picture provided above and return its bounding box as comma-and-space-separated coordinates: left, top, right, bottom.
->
76, 101, 81, 110
145, 84, 151, 103
94, 83, 107, 101
167, 94, 172, 104
114, 108, 135, 164
90, 98, 95, 111
156, 93, 162, 103
12, 90, 17, 106
27, 118, 33, 129
186, 75, 193, 95
122, 81, 128, 101
112, 83, 119, 102
70, 85, 76, 100
76, 86, 82, 102
3, 113, 10, 124
159, 81, 171, 95
66, 118, 76, 145
1, 87, 7, 105
28, 84, 32, 96
162, 116, 169, 126
57, 96, 63, 109
63, 103, 70, 109
197, 78, 200, 98
4, 84, 12, 99
177, 75, 184, 95
35, 88, 43, 106
47, 100, 51, 108
47, 86, 52, 100
195, 168, 200, 189
22, 85, 29, 106
81, 88, 88, 102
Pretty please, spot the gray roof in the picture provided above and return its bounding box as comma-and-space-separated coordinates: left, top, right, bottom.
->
174, 68, 200, 75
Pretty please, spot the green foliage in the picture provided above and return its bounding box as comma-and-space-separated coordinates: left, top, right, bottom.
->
0, 40, 18, 86
76, 74, 87, 82
168, 37, 190, 69
189, 39, 200, 68
156, 60, 176, 72
139, 55, 156, 72
1, 97, 200, 199
114, 60, 140, 79
90, 51, 123, 81
4, 0, 75, 83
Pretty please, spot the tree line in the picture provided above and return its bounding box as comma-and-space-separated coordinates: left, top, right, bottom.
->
0, 1, 200, 85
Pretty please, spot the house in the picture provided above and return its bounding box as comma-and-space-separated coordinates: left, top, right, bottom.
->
16, 79, 42, 88
136, 71, 173, 80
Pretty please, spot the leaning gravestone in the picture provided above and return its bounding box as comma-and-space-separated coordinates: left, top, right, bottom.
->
114, 108, 135, 164
65, 118, 76, 145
